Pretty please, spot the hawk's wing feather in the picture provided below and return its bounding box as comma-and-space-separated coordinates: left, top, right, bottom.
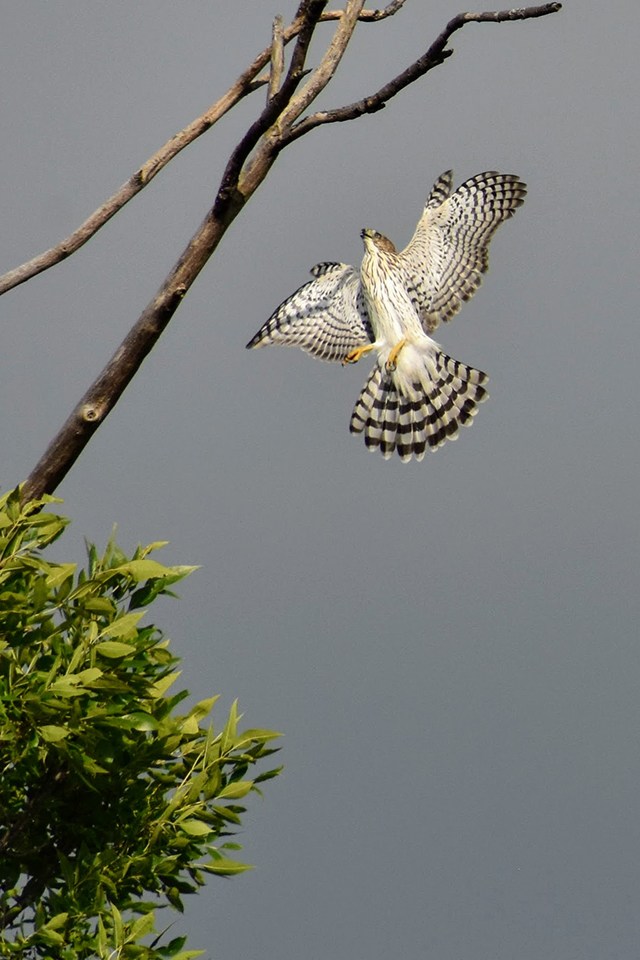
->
246, 262, 373, 363
424, 169, 453, 209
399, 171, 527, 332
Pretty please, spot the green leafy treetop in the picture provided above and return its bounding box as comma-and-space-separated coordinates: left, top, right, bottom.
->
0, 488, 282, 959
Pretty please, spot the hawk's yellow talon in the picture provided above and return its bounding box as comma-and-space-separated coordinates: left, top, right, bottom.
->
343, 344, 374, 366
386, 339, 407, 372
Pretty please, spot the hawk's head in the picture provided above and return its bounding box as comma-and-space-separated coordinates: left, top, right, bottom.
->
361, 228, 396, 255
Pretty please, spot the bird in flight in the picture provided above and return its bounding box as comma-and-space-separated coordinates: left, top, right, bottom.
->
246, 170, 526, 461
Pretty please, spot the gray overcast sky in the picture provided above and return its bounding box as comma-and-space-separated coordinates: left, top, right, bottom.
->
2, 2, 640, 959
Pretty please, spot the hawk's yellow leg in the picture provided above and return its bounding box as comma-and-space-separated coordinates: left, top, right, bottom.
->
342, 344, 374, 366
386, 339, 407, 372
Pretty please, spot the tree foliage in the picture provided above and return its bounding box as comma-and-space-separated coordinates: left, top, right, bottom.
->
0, 489, 281, 959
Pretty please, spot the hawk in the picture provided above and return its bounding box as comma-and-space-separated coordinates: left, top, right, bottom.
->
246, 170, 526, 461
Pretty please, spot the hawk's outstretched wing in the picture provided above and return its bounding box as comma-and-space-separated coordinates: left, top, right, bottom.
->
246, 262, 373, 363
399, 171, 527, 332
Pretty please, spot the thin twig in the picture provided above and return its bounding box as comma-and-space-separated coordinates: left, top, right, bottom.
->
321, 0, 406, 21
0, 2, 406, 299
216, 0, 329, 216
283, 2, 562, 143
0, 58, 268, 298
268, 16, 285, 102
425, 3, 563, 55
274, 0, 367, 135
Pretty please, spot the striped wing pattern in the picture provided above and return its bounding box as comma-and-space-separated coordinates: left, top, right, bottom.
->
246, 169, 525, 461
246, 262, 372, 362
400, 171, 527, 332
349, 350, 489, 462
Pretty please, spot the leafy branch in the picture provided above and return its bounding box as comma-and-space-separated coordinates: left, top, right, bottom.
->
0, 488, 281, 958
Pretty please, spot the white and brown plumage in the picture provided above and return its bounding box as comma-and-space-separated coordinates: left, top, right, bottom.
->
246, 170, 526, 461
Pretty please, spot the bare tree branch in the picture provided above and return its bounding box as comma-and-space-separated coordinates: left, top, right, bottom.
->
214, 0, 330, 218
283, 2, 562, 143
324, 0, 406, 21
0, 1, 406, 299
0, 48, 266, 297
19, 1, 561, 503
276, 0, 367, 133
20, 1, 332, 503
268, 16, 286, 102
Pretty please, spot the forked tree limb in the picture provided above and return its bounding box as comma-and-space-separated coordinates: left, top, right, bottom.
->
0, 0, 405, 298
18, 1, 561, 504
283, 3, 562, 142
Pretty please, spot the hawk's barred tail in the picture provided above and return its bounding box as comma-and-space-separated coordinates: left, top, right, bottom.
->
349, 353, 488, 462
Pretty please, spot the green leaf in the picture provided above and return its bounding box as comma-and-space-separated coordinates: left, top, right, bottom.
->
217, 780, 254, 800
127, 910, 156, 943
83, 597, 116, 614
166, 887, 184, 912
179, 820, 213, 837
122, 712, 160, 732
119, 559, 199, 583
202, 857, 253, 876
235, 727, 283, 745
39, 724, 70, 742
212, 805, 242, 825
46, 562, 77, 588
150, 671, 182, 698
25, 511, 65, 527
95, 640, 136, 658
40, 911, 69, 931
254, 765, 284, 783
160, 935, 188, 956
140, 540, 169, 553
75, 666, 103, 684
203, 767, 222, 799
98, 916, 108, 956
111, 902, 124, 946
220, 699, 239, 753
180, 715, 200, 735
34, 927, 64, 947
48, 676, 87, 697
118, 559, 176, 580
99, 610, 145, 639
187, 696, 219, 723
